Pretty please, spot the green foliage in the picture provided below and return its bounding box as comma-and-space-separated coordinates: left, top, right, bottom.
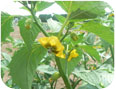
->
56, 1, 110, 20
84, 33, 96, 45
64, 33, 84, 46
18, 17, 40, 49
79, 83, 98, 89
51, 72, 60, 81
80, 21, 114, 45
1, 12, 14, 42
80, 45, 101, 62
35, 1, 54, 12
37, 65, 57, 75
54, 14, 65, 24
73, 65, 114, 88
69, 9, 97, 20
9, 45, 47, 89
101, 39, 110, 51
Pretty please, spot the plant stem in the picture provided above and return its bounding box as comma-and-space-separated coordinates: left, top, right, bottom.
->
30, 11, 49, 37
53, 80, 57, 89
65, 58, 68, 76
55, 57, 72, 89
83, 53, 88, 70
58, 13, 70, 39
60, 29, 69, 42
58, 1, 72, 39
72, 79, 82, 89
50, 81, 54, 89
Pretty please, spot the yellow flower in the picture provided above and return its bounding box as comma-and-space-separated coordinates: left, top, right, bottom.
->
38, 36, 65, 58
68, 49, 79, 62
38, 37, 49, 48
49, 36, 59, 46
56, 51, 65, 59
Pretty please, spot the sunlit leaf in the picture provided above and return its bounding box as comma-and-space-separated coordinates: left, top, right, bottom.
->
1, 12, 14, 42
80, 21, 114, 45
80, 45, 101, 62
56, 1, 111, 19
35, 1, 54, 12
9, 45, 47, 89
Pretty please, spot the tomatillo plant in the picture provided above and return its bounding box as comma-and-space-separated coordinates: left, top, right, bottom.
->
1, 1, 114, 89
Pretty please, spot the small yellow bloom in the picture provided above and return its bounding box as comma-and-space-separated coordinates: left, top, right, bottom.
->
56, 51, 65, 59
68, 49, 79, 62
49, 36, 59, 46
38, 37, 49, 48
38, 36, 65, 58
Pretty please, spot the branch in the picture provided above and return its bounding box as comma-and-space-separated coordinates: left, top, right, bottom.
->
55, 57, 72, 89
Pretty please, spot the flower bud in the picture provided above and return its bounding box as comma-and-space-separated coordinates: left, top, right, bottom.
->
70, 32, 78, 41
51, 72, 60, 81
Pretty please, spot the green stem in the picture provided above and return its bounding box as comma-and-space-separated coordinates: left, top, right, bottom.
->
65, 58, 68, 76
60, 29, 69, 42
55, 57, 72, 89
83, 53, 88, 70
30, 10, 49, 37
50, 81, 54, 89
58, 1, 72, 39
58, 13, 70, 39
72, 79, 82, 89
53, 80, 57, 89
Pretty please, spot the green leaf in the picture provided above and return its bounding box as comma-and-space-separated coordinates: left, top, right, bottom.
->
69, 9, 97, 20
18, 17, 40, 49
59, 48, 82, 76
1, 12, 14, 42
20, 6, 29, 11
1, 68, 4, 79
79, 83, 98, 89
35, 1, 54, 12
56, 1, 110, 19
64, 33, 84, 46
73, 68, 114, 88
9, 45, 47, 89
54, 14, 65, 24
47, 18, 62, 32
84, 33, 96, 45
80, 21, 114, 45
80, 45, 101, 62
37, 65, 57, 75
101, 39, 110, 51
